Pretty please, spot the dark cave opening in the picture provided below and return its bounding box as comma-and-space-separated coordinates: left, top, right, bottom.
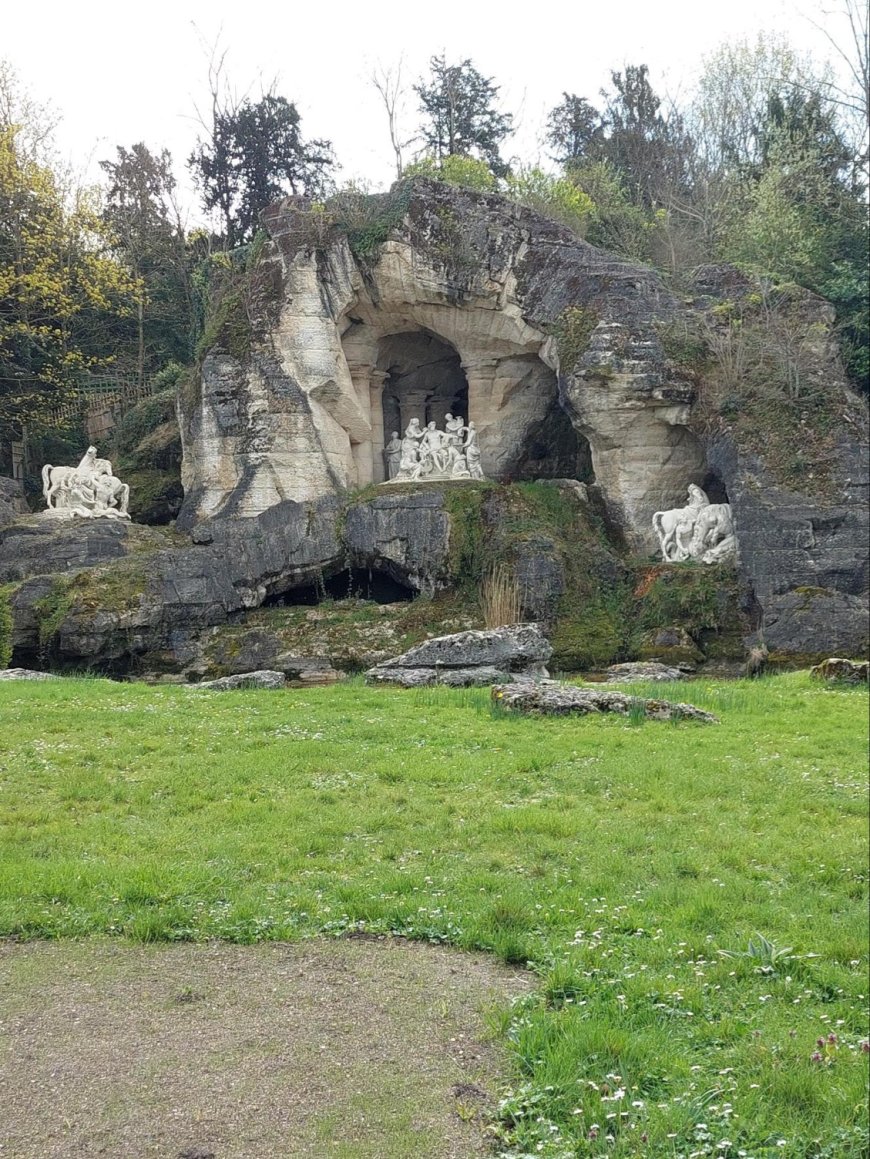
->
266, 568, 416, 607
700, 470, 729, 505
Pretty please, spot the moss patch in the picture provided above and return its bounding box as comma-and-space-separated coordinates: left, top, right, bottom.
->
629, 563, 748, 662
0, 582, 15, 668
33, 560, 151, 655
198, 590, 483, 679
550, 306, 599, 374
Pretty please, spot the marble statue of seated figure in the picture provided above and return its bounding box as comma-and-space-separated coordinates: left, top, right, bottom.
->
445, 413, 466, 449
421, 422, 450, 474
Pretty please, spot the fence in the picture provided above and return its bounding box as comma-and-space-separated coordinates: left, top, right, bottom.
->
40, 374, 156, 438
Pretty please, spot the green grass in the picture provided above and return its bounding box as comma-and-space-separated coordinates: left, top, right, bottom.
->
0, 672, 867, 1157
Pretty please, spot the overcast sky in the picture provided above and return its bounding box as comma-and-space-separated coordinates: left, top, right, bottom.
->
3, 0, 855, 224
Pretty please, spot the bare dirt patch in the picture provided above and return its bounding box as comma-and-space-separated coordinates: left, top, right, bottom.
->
0, 936, 531, 1158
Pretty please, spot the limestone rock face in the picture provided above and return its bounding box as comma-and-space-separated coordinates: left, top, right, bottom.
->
0, 478, 27, 529
0, 517, 137, 583
707, 434, 869, 657
343, 489, 452, 592
178, 180, 695, 549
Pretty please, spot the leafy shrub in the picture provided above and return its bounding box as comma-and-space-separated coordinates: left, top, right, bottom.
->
504, 167, 593, 235
403, 154, 498, 191
329, 182, 413, 261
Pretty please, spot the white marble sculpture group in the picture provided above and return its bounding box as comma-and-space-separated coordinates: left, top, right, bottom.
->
383, 415, 486, 483
41, 446, 130, 519
653, 484, 736, 564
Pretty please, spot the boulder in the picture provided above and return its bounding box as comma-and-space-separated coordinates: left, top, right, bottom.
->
374, 623, 550, 672
0, 667, 58, 681
492, 681, 718, 722
366, 623, 551, 687
189, 670, 286, 691
809, 657, 869, 684
636, 626, 704, 668
605, 661, 686, 683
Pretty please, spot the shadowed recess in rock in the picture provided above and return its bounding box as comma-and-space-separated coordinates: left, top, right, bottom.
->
265, 567, 416, 607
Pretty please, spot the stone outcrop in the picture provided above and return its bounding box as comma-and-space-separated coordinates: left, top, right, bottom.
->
809, 657, 869, 684
1, 186, 866, 669
365, 623, 551, 687
178, 180, 707, 547
707, 434, 868, 658
343, 488, 452, 592
492, 681, 719, 722
172, 179, 867, 661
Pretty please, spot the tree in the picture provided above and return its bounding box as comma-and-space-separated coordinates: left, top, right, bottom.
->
545, 94, 605, 168
0, 126, 138, 434
372, 61, 413, 181
413, 55, 513, 176
689, 35, 814, 172
189, 61, 334, 248
806, 0, 869, 177
599, 65, 694, 210
100, 144, 194, 385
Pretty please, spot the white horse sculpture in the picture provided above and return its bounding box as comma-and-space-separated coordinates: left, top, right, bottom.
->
40, 445, 130, 519
652, 484, 709, 562
652, 483, 736, 565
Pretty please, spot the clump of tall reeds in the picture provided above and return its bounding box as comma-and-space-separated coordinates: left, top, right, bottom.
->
481, 565, 522, 629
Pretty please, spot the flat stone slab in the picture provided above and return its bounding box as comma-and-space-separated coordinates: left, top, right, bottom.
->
605, 661, 686, 683
190, 670, 286, 691
366, 665, 513, 688
810, 657, 869, 684
0, 668, 58, 681
492, 681, 719, 723
374, 623, 551, 672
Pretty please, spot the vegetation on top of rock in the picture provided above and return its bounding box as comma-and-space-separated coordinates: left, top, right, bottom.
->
660, 283, 866, 492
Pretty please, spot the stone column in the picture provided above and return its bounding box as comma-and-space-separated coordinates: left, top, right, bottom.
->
369, 370, 388, 484
462, 358, 499, 478
346, 361, 386, 487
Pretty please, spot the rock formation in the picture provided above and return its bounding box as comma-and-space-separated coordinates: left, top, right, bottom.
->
0, 180, 866, 672
173, 179, 867, 661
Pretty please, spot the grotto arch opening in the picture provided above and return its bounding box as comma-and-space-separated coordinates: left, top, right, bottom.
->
339, 319, 594, 486
378, 332, 469, 455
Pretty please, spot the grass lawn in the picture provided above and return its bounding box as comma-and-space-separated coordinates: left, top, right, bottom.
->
0, 672, 867, 1157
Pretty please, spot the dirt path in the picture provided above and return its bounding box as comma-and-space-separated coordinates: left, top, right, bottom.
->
0, 936, 531, 1158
